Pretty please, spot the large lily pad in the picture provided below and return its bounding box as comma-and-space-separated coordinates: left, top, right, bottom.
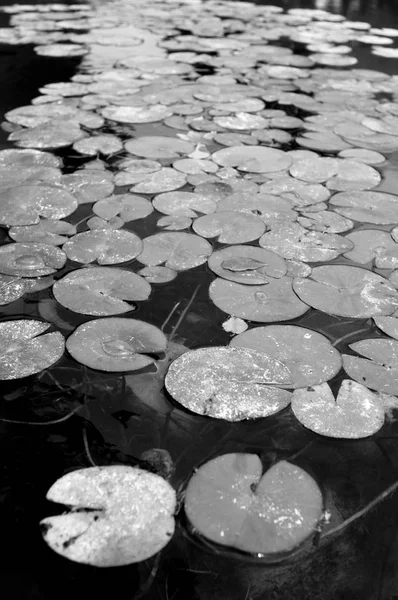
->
9, 219, 76, 245
209, 277, 309, 322
63, 230, 142, 265
130, 168, 187, 194
0, 184, 77, 226
66, 317, 167, 372
329, 191, 398, 224
9, 120, 85, 149
153, 191, 217, 217
125, 136, 195, 159
211, 146, 292, 173
165, 346, 292, 421
343, 338, 398, 395
293, 265, 398, 317
291, 380, 384, 438
193, 211, 266, 244
101, 104, 173, 124
184, 455, 323, 554
137, 232, 212, 271
208, 245, 287, 285
0, 319, 64, 379
216, 192, 297, 224
53, 267, 151, 316
0, 242, 66, 277
40, 465, 176, 566
230, 325, 342, 388
343, 230, 398, 268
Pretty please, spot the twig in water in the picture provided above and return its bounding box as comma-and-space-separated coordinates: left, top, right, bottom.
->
161, 301, 181, 332
168, 284, 201, 341
0, 405, 83, 426
82, 425, 97, 467
332, 327, 370, 347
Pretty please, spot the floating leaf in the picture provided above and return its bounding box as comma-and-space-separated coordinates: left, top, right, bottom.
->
208, 245, 286, 285
153, 191, 216, 218
9, 219, 76, 245
66, 317, 167, 372
298, 210, 353, 234
230, 325, 341, 388
193, 211, 265, 244
0, 184, 77, 226
40, 465, 176, 566
137, 232, 212, 271
184, 455, 323, 554
9, 120, 85, 149
63, 230, 142, 265
343, 230, 398, 267
211, 146, 292, 173
209, 277, 309, 322
61, 171, 114, 205
101, 104, 173, 124
0, 274, 26, 305
217, 192, 297, 223
222, 316, 248, 335
343, 339, 398, 395
291, 380, 384, 438
293, 265, 398, 317
53, 267, 151, 316
137, 265, 177, 283
373, 316, 398, 340
72, 134, 123, 156
130, 168, 187, 194
0, 242, 66, 277
125, 136, 194, 160
0, 148, 61, 168
165, 346, 292, 421
93, 194, 153, 222
0, 319, 64, 379
329, 191, 398, 225
157, 215, 192, 230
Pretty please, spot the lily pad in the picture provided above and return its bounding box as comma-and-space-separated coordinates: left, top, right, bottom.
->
0, 242, 66, 277
208, 246, 287, 285
66, 317, 167, 372
125, 136, 195, 160
137, 266, 177, 283
184, 455, 323, 554
101, 104, 173, 124
343, 230, 398, 267
157, 215, 192, 230
293, 265, 398, 318
93, 194, 153, 222
0, 319, 64, 380
165, 346, 292, 421
153, 191, 217, 218
343, 338, 398, 395
193, 211, 265, 244
73, 134, 123, 156
0, 184, 78, 226
9, 219, 76, 245
373, 316, 398, 340
329, 191, 398, 225
291, 380, 384, 438
130, 168, 187, 194
217, 192, 297, 224
230, 325, 342, 388
211, 146, 292, 173
61, 171, 114, 205
9, 120, 85, 149
137, 232, 212, 271
0, 274, 27, 305
53, 267, 151, 316
209, 277, 309, 322
63, 230, 142, 265
40, 465, 176, 566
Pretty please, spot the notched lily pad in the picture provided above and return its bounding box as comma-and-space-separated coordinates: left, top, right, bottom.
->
137, 232, 212, 271
0, 184, 78, 226
208, 246, 287, 285
63, 230, 142, 265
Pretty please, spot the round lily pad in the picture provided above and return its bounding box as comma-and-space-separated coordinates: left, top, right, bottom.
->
0, 148, 61, 168
9, 219, 76, 245
63, 230, 142, 265
0, 184, 78, 226
208, 246, 287, 285
137, 232, 212, 271
184, 454, 323, 555
291, 380, 384, 438
329, 191, 398, 225
0, 274, 26, 305
137, 266, 177, 284
153, 191, 217, 217
165, 346, 292, 421
211, 146, 292, 173
209, 277, 309, 322
230, 325, 342, 388
130, 168, 187, 194
193, 211, 266, 244
9, 121, 85, 149
101, 104, 173, 124
40, 465, 176, 566
343, 338, 398, 395
66, 317, 167, 372
73, 134, 123, 156
125, 136, 195, 160
53, 267, 151, 316
293, 265, 398, 318
217, 192, 297, 224
0, 319, 64, 380
0, 242, 66, 277
93, 194, 153, 222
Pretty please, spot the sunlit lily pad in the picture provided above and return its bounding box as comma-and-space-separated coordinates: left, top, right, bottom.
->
153, 191, 217, 218
343, 230, 398, 267
0, 148, 61, 168
73, 134, 123, 156
101, 105, 173, 124
193, 211, 265, 244
329, 191, 398, 224
373, 316, 398, 340
93, 194, 153, 222
157, 215, 192, 230
0, 274, 27, 305
293, 265, 398, 317
209, 277, 309, 322
0, 184, 77, 226
137, 232, 212, 271
61, 171, 114, 205
40, 465, 176, 566
137, 265, 177, 283
343, 338, 398, 395
211, 146, 292, 173
130, 168, 187, 194
0, 242, 66, 277
208, 246, 287, 285
9, 120, 85, 149
291, 380, 384, 438
0, 319, 64, 379
9, 219, 76, 245
125, 136, 195, 159
298, 210, 353, 233
53, 267, 151, 315
230, 325, 341, 388
66, 317, 167, 372
165, 346, 292, 421
63, 230, 142, 265
184, 455, 323, 554
217, 192, 297, 224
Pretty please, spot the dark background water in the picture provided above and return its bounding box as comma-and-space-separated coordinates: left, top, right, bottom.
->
1, 1, 398, 599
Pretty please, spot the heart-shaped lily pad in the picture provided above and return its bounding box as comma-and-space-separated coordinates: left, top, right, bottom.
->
193, 211, 266, 244
63, 230, 142, 265
137, 232, 212, 271
165, 346, 292, 421
184, 454, 323, 555
293, 265, 398, 318
153, 191, 217, 217
0, 319, 64, 379
93, 194, 153, 222
230, 325, 342, 388
291, 380, 385, 438
343, 339, 398, 395
66, 317, 167, 371
208, 246, 287, 285
0, 242, 66, 277
0, 184, 78, 226
53, 267, 151, 316
40, 465, 176, 566
209, 277, 309, 322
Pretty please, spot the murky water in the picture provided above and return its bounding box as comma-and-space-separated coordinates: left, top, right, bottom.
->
1, 0, 398, 598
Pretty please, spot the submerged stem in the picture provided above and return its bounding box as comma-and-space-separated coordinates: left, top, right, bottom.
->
332, 327, 370, 347
0, 405, 83, 426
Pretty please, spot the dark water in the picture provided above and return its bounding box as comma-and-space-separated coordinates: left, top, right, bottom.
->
1, 1, 398, 599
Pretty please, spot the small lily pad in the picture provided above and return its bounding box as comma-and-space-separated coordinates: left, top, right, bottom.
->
193, 211, 266, 244
125, 136, 195, 160
137, 232, 212, 271
130, 168, 187, 194
208, 245, 287, 285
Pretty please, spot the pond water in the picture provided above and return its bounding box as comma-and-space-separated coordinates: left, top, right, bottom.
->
1, 0, 398, 599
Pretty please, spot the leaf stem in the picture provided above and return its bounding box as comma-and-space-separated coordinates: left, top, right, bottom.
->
332, 327, 370, 347
0, 405, 83, 426
168, 284, 201, 341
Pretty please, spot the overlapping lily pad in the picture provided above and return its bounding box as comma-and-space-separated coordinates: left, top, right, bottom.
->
137, 232, 212, 271
211, 146, 292, 173
0, 184, 77, 226
63, 230, 142, 265
208, 246, 287, 285
93, 194, 153, 222
193, 211, 266, 244
0, 242, 66, 277
343, 338, 398, 395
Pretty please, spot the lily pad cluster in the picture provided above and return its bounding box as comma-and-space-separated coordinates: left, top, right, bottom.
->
0, 0, 398, 575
